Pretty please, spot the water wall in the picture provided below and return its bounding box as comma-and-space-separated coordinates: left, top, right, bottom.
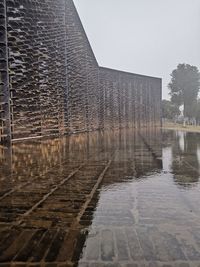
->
0, 0, 162, 143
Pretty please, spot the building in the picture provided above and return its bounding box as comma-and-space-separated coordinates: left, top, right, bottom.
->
0, 0, 161, 144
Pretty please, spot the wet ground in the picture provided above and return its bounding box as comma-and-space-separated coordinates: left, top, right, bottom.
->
0, 129, 200, 267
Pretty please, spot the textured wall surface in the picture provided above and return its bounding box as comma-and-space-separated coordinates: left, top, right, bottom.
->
5, 0, 67, 140
0, 0, 161, 143
0, 0, 11, 142
99, 67, 162, 130
65, 0, 99, 133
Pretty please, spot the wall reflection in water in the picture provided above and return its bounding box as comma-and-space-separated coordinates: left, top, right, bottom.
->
0, 128, 162, 264
1, 129, 200, 265
0, 128, 162, 184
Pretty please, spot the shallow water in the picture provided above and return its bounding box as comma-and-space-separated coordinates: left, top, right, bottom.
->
0, 129, 200, 267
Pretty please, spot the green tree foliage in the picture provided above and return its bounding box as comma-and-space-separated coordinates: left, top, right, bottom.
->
162, 100, 180, 120
168, 64, 200, 118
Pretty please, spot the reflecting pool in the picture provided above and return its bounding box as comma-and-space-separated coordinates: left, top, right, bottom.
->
0, 129, 200, 267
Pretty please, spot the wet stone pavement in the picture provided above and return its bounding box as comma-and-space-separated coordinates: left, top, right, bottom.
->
1, 129, 200, 267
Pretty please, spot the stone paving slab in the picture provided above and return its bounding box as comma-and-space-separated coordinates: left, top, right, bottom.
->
1, 130, 200, 266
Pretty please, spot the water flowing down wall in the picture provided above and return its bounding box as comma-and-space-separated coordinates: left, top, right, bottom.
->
0, 0, 11, 142
65, 0, 99, 133
99, 67, 162, 130
0, 0, 162, 144
4, 0, 67, 140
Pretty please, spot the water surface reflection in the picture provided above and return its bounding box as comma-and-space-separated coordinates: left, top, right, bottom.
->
1, 129, 200, 266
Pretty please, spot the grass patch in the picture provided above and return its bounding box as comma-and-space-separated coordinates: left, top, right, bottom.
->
163, 122, 200, 133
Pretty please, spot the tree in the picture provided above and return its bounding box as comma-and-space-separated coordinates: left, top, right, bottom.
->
168, 64, 200, 119
162, 100, 180, 120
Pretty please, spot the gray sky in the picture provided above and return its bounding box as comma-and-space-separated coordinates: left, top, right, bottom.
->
73, 0, 200, 99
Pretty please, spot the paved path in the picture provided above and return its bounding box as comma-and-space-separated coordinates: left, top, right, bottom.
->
1, 129, 200, 267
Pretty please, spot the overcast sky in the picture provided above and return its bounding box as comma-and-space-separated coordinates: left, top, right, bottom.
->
73, 0, 200, 99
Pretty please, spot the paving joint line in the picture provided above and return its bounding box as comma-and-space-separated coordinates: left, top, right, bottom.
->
56, 156, 114, 262
12, 163, 86, 227
72, 159, 112, 229
0, 159, 81, 201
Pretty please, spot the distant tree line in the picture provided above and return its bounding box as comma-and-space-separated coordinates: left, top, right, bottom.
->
162, 63, 200, 124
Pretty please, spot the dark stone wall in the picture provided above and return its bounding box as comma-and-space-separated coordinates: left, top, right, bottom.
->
0, 0, 162, 143
0, 0, 11, 142
65, 0, 99, 133
5, 0, 67, 140
99, 67, 162, 130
